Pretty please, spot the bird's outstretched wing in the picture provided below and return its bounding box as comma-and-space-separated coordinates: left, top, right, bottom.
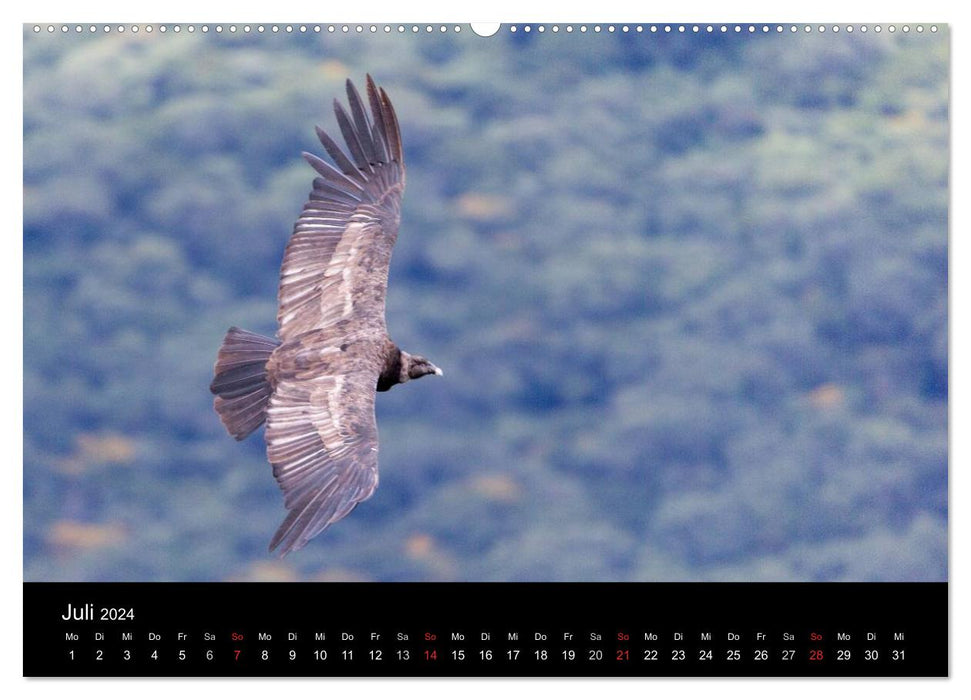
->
265, 348, 381, 555
277, 75, 406, 341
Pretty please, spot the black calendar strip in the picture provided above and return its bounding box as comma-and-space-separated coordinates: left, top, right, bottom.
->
24, 582, 947, 677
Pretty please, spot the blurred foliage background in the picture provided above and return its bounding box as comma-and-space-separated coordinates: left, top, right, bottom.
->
23, 25, 947, 582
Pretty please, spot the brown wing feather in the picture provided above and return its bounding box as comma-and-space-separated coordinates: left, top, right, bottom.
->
277, 75, 405, 341
266, 76, 406, 555
265, 354, 381, 555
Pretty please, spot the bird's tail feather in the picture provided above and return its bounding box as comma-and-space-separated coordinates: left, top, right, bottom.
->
210, 326, 280, 440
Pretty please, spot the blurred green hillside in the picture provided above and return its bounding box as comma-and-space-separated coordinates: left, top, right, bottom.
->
23, 26, 947, 581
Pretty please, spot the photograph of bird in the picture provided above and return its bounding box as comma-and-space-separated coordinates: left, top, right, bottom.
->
210, 76, 442, 556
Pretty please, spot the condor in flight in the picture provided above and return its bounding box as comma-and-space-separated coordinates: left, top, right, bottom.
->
210, 76, 442, 556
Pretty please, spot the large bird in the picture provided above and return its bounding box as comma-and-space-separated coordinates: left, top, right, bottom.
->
209, 75, 442, 556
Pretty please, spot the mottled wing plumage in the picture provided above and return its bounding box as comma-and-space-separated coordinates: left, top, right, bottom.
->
264, 76, 406, 555
265, 350, 381, 555
276, 75, 406, 342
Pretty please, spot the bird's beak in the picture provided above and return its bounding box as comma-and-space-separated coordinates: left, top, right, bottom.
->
433, 365, 444, 376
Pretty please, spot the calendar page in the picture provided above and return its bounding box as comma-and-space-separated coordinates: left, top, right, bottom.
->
22, 21, 948, 677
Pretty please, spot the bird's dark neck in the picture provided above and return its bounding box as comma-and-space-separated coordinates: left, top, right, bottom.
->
376, 346, 403, 392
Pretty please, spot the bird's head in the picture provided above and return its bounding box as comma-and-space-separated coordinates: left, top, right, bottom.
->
400, 352, 444, 383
